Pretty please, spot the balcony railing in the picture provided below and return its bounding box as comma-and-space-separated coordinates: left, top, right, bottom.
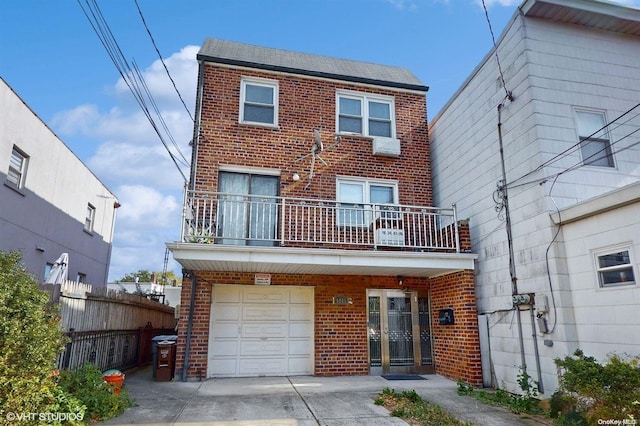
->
181, 190, 460, 252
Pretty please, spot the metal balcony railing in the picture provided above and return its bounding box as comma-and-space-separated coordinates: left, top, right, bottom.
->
181, 190, 460, 252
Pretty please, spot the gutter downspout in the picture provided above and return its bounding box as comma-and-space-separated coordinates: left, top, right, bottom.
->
182, 270, 197, 382
190, 60, 205, 192
181, 61, 206, 383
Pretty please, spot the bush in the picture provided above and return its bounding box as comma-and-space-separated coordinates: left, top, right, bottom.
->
57, 364, 132, 423
554, 349, 640, 424
0, 251, 67, 422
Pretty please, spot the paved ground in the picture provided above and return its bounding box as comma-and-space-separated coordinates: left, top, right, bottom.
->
102, 367, 549, 425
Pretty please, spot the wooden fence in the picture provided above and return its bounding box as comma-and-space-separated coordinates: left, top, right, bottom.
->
41, 280, 178, 371
41, 280, 176, 332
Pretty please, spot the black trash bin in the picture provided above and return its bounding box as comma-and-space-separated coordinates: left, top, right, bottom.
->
152, 335, 177, 379
156, 340, 177, 382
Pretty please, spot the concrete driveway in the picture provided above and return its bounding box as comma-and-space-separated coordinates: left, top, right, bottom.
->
102, 367, 548, 425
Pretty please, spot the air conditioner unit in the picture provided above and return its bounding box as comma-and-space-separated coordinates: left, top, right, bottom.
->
372, 137, 401, 158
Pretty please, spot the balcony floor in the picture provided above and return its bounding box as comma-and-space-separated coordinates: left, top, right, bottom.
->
166, 242, 476, 277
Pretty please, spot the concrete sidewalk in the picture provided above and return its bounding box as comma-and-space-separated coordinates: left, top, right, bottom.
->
102, 367, 549, 425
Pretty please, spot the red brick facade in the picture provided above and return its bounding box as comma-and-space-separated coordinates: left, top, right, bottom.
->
175, 57, 481, 384
176, 267, 482, 385
194, 64, 432, 206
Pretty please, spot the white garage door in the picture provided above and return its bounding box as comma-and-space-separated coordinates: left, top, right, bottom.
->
208, 284, 314, 377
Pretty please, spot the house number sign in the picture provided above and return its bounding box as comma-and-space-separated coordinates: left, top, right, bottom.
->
333, 295, 350, 305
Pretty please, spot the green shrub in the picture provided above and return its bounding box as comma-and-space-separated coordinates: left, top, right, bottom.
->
57, 364, 132, 423
0, 251, 67, 423
456, 379, 474, 395
555, 349, 640, 423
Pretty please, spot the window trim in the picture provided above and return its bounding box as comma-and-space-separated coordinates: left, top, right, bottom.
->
7, 145, 28, 189
85, 203, 96, 233
239, 77, 279, 128
593, 245, 636, 288
336, 90, 396, 138
336, 176, 399, 227
574, 108, 615, 168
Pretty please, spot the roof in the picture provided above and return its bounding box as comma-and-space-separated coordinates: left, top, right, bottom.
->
520, 0, 640, 36
197, 38, 428, 93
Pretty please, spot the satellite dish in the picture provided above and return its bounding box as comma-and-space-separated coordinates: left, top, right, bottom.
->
313, 129, 324, 152
293, 129, 330, 189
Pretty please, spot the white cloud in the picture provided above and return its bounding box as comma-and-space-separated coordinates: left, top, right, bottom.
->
52, 45, 198, 281
116, 184, 180, 228
385, 0, 419, 11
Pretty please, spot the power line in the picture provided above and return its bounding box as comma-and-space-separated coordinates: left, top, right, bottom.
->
77, 0, 189, 182
507, 103, 640, 188
134, 0, 194, 123
481, 0, 512, 101
508, 125, 640, 190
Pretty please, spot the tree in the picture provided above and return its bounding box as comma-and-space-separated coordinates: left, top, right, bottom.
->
115, 269, 152, 283
0, 251, 66, 421
115, 269, 181, 286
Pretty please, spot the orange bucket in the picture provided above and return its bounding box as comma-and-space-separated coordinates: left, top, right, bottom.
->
103, 372, 125, 394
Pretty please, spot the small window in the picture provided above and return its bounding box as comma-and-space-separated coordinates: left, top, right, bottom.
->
85, 204, 95, 232
575, 110, 614, 167
336, 177, 397, 226
7, 146, 28, 188
337, 92, 395, 138
44, 263, 54, 280
76, 273, 87, 283
596, 249, 635, 287
240, 78, 278, 126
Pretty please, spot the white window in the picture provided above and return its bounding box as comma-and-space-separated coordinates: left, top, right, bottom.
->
595, 249, 635, 287
336, 177, 398, 226
7, 146, 28, 188
76, 273, 87, 283
240, 78, 278, 126
575, 109, 614, 168
336, 91, 395, 138
85, 203, 95, 232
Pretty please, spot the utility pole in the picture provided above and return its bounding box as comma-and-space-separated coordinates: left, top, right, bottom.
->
496, 102, 527, 374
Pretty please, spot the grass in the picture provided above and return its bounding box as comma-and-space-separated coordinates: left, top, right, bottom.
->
456, 379, 545, 417
375, 387, 472, 425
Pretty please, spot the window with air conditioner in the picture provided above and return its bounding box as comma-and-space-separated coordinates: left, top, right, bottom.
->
336, 91, 395, 138
336, 177, 397, 227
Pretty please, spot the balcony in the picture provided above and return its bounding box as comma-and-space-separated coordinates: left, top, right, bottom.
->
166, 190, 476, 277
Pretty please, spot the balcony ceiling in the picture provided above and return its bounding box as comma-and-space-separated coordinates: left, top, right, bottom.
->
166, 243, 476, 277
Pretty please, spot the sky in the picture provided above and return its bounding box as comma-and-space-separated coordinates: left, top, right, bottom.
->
2, 0, 638, 282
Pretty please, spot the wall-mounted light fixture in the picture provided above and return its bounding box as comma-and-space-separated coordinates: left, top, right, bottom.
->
397, 276, 404, 287
35, 245, 45, 252
292, 173, 300, 182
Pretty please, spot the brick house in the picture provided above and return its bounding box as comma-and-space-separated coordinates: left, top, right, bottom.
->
167, 39, 480, 383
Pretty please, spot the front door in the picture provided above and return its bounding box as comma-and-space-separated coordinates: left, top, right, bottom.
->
367, 289, 433, 375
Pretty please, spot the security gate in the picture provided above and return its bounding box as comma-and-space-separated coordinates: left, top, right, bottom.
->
367, 289, 433, 375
